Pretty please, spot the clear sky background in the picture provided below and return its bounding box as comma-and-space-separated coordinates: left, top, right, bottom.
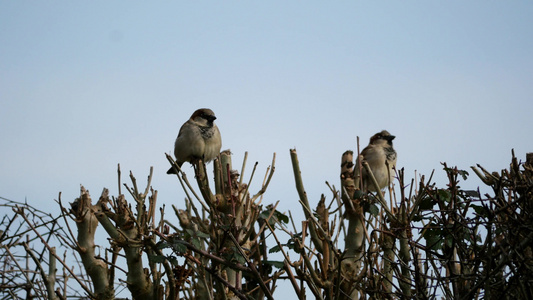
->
1, 1, 532, 293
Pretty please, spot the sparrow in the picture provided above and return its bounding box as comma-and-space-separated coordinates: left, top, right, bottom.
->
354, 130, 397, 192
167, 108, 222, 174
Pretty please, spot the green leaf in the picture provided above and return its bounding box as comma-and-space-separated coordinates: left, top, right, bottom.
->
353, 190, 364, 200
185, 228, 195, 238
264, 260, 285, 269
418, 196, 436, 210
191, 237, 203, 249
148, 254, 166, 263
269, 245, 281, 254
171, 240, 187, 253
156, 241, 169, 250
367, 203, 379, 217
168, 256, 179, 266
445, 235, 454, 248
438, 189, 451, 203
259, 208, 289, 226
457, 169, 469, 180
230, 247, 247, 264
412, 214, 424, 222
196, 231, 210, 239
274, 210, 289, 224
472, 205, 488, 217
269, 233, 303, 254
425, 233, 443, 251
258, 210, 269, 220
423, 225, 443, 251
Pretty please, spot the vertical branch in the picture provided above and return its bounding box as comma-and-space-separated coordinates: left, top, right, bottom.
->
290, 149, 323, 253
397, 209, 412, 297
94, 189, 154, 299
115, 196, 154, 299
380, 229, 395, 294
194, 160, 215, 208
70, 187, 113, 299
339, 150, 365, 299
396, 168, 412, 297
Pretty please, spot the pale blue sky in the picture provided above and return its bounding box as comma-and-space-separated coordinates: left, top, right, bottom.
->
1, 1, 532, 238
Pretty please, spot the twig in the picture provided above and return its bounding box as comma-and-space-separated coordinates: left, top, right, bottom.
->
23, 242, 58, 300
3, 244, 42, 297
265, 221, 305, 299
12, 207, 95, 298
250, 201, 280, 246
251, 153, 276, 202
228, 232, 274, 300
55, 193, 79, 250
166, 153, 210, 212
240, 161, 257, 207
205, 267, 248, 300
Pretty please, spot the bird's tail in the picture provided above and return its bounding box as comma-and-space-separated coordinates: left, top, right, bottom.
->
166, 161, 183, 174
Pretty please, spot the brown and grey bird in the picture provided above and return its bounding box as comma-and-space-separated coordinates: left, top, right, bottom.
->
354, 130, 397, 192
167, 108, 222, 174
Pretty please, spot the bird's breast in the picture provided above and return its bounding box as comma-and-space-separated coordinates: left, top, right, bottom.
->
200, 126, 216, 139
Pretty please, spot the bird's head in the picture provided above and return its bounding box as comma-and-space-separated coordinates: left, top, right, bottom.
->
369, 130, 395, 146
191, 108, 217, 126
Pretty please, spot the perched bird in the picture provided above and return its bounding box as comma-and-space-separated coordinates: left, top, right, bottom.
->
354, 130, 397, 192
167, 108, 222, 174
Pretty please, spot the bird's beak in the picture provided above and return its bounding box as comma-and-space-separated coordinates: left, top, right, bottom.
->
207, 116, 217, 122
385, 135, 395, 141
